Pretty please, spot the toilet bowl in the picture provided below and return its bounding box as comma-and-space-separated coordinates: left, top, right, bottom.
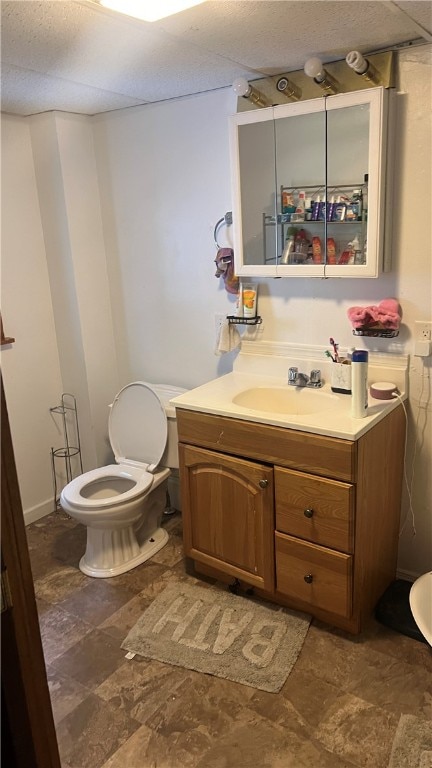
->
409, 572, 432, 647
60, 381, 186, 578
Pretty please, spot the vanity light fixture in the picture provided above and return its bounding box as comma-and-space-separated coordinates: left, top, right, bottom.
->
276, 76, 302, 101
232, 77, 270, 108
346, 51, 381, 85
99, 0, 206, 22
304, 57, 339, 95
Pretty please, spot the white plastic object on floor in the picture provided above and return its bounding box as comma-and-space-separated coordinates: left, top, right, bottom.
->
409, 571, 432, 647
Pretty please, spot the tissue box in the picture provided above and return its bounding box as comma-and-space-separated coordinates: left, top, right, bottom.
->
331, 361, 352, 394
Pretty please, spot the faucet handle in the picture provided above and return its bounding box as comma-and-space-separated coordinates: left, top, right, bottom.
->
288, 366, 298, 383
309, 369, 322, 387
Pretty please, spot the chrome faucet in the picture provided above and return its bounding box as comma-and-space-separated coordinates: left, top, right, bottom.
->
288, 367, 323, 388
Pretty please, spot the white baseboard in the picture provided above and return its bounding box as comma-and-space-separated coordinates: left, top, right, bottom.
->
24, 499, 55, 526
396, 568, 419, 583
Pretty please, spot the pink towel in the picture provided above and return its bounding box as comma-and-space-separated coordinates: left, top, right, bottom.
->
214, 248, 239, 295
347, 298, 401, 330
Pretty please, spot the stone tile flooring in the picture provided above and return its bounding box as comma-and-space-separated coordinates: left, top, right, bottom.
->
27, 511, 431, 768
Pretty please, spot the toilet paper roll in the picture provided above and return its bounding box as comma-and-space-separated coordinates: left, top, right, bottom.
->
370, 382, 398, 400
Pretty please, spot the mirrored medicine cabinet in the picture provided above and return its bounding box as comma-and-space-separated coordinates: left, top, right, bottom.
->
229, 87, 393, 278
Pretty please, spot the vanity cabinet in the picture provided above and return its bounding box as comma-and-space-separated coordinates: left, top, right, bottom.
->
230, 87, 392, 278
177, 405, 405, 634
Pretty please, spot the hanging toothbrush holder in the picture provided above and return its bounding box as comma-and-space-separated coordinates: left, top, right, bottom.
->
331, 361, 352, 395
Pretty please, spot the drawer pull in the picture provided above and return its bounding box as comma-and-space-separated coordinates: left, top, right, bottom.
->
259, 479, 269, 489
304, 573, 313, 584
304, 508, 314, 518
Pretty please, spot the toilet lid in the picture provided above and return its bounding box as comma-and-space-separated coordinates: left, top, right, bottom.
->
109, 382, 167, 469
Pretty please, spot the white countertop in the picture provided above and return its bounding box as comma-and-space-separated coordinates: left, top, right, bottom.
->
170, 342, 409, 441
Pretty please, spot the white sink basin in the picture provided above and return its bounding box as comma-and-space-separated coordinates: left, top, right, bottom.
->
232, 386, 339, 416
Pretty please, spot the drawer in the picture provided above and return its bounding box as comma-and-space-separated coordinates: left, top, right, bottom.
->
275, 532, 353, 619
275, 467, 354, 553
177, 409, 355, 482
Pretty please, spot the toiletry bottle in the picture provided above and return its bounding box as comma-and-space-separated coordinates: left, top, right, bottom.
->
352, 188, 363, 220
351, 234, 362, 264
363, 174, 368, 221
281, 227, 297, 264
312, 195, 321, 221
327, 195, 335, 222
242, 283, 258, 318
351, 349, 368, 418
294, 229, 308, 262
295, 191, 306, 215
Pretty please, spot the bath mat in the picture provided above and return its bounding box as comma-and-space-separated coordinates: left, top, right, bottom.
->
121, 583, 311, 693
388, 714, 432, 768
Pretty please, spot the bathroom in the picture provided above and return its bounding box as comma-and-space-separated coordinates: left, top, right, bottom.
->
1, 1, 431, 766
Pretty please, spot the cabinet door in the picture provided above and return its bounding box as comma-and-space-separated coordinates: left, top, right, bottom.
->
230, 87, 389, 278
230, 106, 278, 277
179, 444, 274, 591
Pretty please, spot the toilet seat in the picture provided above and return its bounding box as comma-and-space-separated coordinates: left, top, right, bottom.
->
62, 382, 169, 511
61, 464, 154, 510
109, 381, 167, 471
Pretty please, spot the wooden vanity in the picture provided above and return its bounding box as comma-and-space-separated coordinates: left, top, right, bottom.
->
177, 405, 405, 634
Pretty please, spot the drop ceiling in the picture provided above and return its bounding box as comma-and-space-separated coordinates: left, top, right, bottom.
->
1, 0, 431, 117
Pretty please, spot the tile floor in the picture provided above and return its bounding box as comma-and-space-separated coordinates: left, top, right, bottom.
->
26, 510, 431, 768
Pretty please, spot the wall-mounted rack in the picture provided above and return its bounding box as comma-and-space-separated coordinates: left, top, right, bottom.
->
227, 315, 262, 325
352, 328, 399, 338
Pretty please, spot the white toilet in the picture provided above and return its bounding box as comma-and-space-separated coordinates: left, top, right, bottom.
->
60, 381, 186, 578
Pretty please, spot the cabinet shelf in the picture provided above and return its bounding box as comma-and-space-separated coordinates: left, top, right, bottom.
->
264, 216, 364, 226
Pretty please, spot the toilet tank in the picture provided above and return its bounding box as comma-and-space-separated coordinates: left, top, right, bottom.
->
151, 384, 187, 469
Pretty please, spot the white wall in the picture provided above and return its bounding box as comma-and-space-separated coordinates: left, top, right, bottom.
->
0, 115, 63, 522
92, 87, 241, 389
1, 46, 430, 575
30, 112, 120, 469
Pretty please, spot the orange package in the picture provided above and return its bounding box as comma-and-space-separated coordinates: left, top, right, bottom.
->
327, 237, 337, 264
312, 236, 322, 264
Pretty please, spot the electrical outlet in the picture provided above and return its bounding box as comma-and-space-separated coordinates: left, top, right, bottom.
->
415, 320, 432, 340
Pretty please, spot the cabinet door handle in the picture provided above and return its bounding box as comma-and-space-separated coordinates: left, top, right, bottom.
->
304, 574, 313, 584
259, 479, 268, 489
304, 508, 314, 518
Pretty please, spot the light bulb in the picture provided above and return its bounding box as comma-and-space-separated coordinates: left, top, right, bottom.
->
346, 50, 380, 85
232, 77, 250, 97
232, 78, 269, 108
304, 57, 339, 94
304, 57, 325, 82
346, 51, 368, 75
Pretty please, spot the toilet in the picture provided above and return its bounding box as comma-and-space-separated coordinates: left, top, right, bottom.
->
60, 381, 186, 578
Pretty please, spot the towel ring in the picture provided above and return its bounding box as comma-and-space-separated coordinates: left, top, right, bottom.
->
214, 211, 233, 249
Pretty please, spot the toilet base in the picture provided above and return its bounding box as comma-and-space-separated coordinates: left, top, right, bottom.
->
79, 525, 169, 578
